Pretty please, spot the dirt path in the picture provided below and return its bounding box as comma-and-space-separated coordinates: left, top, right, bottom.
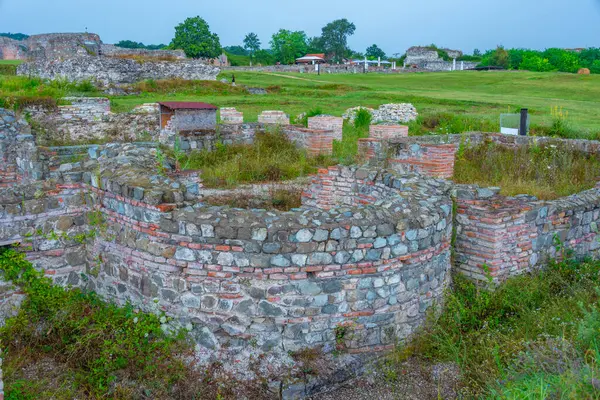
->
264, 73, 329, 83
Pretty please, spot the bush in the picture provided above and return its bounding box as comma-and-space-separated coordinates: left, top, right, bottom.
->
0, 64, 17, 75
353, 107, 372, 129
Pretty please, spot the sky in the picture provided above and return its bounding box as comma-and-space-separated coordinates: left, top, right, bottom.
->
0, 0, 599, 55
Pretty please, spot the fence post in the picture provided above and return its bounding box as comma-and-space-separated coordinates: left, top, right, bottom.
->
519, 108, 528, 136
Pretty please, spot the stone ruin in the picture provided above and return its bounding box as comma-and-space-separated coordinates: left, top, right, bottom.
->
404, 46, 479, 71
4, 32, 220, 85
1, 104, 599, 396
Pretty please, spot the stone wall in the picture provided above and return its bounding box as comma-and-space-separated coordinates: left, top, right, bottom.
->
17, 56, 220, 85
87, 165, 452, 353
164, 123, 337, 156
25, 98, 160, 144
0, 33, 102, 61
0, 37, 27, 60
0, 109, 42, 186
308, 116, 344, 141
359, 135, 460, 179
165, 109, 217, 132
404, 47, 477, 71
100, 44, 186, 59
369, 125, 409, 141
0, 116, 454, 357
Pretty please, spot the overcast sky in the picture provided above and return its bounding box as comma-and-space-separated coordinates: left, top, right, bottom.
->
1, 0, 599, 54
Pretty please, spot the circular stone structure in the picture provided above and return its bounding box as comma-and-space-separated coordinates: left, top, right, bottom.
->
93, 165, 453, 356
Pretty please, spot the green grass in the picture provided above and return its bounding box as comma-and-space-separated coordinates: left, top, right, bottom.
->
453, 138, 600, 199
106, 71, 600, 134
0, 60, 24, 65
382, 256, 600, 398
2, 70, 600, 137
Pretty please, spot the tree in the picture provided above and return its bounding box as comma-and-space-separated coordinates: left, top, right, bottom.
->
254, 49, 274, 65
224, 45, 248, 56
473, 48, 481, 57
320, 18, 356, 63
270, 29, 308, 64
243, 32, 261, 62
489, 46, 509, 68
366, 44, 386, 60
520, 55, 554, 72
115, 40, 166, 50
0, 32, 29, 41
306, 36, 325, 54
170, 16, 222, 59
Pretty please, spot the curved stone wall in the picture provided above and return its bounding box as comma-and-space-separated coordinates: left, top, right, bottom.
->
90, 166, 453, 353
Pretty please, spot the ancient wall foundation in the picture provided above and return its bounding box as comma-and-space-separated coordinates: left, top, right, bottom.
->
25, 98, 160, 144
2, 108, 600, 373
17, 57, 220, 85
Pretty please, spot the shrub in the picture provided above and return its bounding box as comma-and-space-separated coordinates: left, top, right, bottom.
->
353, 107, 372, 129
0, 64, 17, 75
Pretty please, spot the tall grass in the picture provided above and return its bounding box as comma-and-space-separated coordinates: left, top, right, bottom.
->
383, 257, 600, 398
453, 139, 600, 199
183, 129, 334, 187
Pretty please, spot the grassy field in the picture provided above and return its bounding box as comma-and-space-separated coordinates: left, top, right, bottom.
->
0, 60, 23, 65
1, 70, 599, 136
105, 71, 600, 134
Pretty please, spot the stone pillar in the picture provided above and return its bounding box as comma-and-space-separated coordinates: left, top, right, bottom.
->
461, 61, 464, 71
453, 59, 456, 71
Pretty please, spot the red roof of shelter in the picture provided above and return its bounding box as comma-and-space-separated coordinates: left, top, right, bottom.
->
305, 53, 325, 59
158, 102, 217, 110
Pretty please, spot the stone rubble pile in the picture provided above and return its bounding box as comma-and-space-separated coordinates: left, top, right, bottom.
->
343, 103, 418, 124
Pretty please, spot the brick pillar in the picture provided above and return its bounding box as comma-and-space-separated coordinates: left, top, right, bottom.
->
454, 188, 537, 284
308, 116, 343, 141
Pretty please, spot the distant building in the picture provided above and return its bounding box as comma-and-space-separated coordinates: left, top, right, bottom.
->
296, 53, 326, 64
159, 102, 218, 132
